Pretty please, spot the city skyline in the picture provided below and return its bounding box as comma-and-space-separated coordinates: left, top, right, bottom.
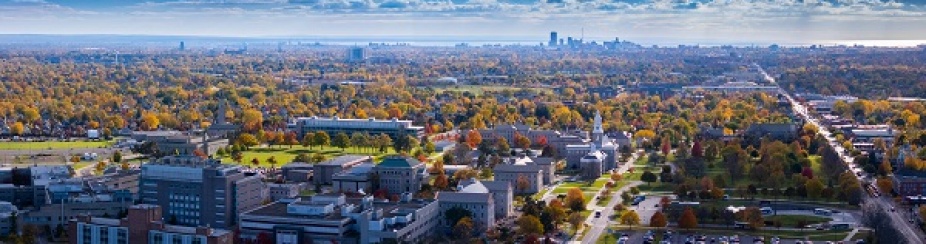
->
1, 0, 925, 46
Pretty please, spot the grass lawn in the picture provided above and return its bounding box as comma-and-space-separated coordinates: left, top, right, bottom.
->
0, 140, 112, 150
218, 145, 397, 167
634, 155, 649, 166
765, 215, 832, 227
71, 162, 94, 170
637, 182, 675, 192
299, 190, 316, 196
532, 188, 549, 200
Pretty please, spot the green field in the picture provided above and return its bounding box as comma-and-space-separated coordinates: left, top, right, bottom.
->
765, 215, 832, 227
0, 141, 111, 150
219, 145, 398, 167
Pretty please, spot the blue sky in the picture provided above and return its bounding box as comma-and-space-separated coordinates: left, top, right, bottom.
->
1, 0, 925, 45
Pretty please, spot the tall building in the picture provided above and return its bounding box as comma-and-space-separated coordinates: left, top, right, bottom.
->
565, 111, 620, 171
139, 156, 266, 229
68, 204, 233, 244
549, 32, 558, 46
179, 41, 185, 51
349, 47, 366, 62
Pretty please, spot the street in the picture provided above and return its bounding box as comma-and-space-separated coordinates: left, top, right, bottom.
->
580, 151, 643, 244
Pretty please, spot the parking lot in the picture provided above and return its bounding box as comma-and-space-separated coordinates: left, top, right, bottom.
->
604, 230, 863, 244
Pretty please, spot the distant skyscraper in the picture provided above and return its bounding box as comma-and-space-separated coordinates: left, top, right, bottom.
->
179, 41, 185, 51
348, 47, 366, 62
549, 32, 558, 46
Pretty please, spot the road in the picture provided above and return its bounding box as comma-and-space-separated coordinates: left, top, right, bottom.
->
773, 66, 924, 243
579, 151, 642, 244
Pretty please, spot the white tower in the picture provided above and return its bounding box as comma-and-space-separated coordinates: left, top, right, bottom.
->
592, 110, 604, 143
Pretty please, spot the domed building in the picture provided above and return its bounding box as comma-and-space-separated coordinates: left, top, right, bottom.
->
566, 111, 620, 171
580, 145, 606, 180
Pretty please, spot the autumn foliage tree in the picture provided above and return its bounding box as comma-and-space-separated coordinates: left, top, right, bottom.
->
678, 207, 698, 230
466, 130, 482, 148
565, 188, 586, 211
650, 211, 668, 228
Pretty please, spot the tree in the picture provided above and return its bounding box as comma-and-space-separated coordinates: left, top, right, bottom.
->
650, 211, 668, 228
284, 132, 299, 148
466, 130, 482, 148
516, 215, 544, 235
350, 132, 367, 152
641, 170, 658, 186
565, 188, 586, 211
678, 207, 698, 230
620, 210, 641, 230
232, 151, 243, 164
919, 205, 926, 224
111, 150, 122, 163
876, 177, 894, 194
453, 217, 475, 240
241, 109, 264, 132
140, 113, 160, 130
311, 153, 327, 163
567, 212, 584, 234
805, 178, 825, 199
611, 171, 623, 181
738, 207, 765, 229
10, 122, 24, 135
332, 132, 351, 151
236, 133, 259, 149
424, 141, 436, 154
516, 174, 531, 194
691, 140, 703, 158
514, 133, 531, 150
301, 132, 315, 148
267, 156, 278, 169
251, 158, 261, 167
294, 153, 310, 163
314, 131, 330, 149
444, 207, 474, 227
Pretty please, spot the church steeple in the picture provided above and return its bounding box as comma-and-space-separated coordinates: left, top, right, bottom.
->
592, 110, 604, 143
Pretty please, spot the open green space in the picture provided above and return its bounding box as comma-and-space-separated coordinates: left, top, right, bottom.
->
218, 145, 397, 167
765, 215, 832, 227
0, 140, 112, 150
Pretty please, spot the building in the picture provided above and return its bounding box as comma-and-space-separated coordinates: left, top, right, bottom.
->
267, 183, 304, 201
549, 32, 558, 46
435, 181, 495, 230
0, 201, 18, 236
0, 165, 73, 209
481, 181, 513, 220
313, 155, 372, 185
139, 156, 266, 229
373, 157, 428, 196
287, 116, 424, 142
743, 123, 800, 145
433, 141, 456, 153
349, 47, 366, 62
332, 163, 376, 194
239, 194, 440, 244
22, 177, 135, 228
68, 204, 233, 244
849, 128, 897, 151
580, 149, 606, 180
564, 111, 620, 171
892, 170, 926, 197
682, 82, 780, 94
493, 163, 544, 195
280, 163, 313, 183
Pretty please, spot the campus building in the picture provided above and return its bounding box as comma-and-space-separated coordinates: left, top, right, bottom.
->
373, 157, 428, 196
68, 204, 233, 244
238, 194, 440, 244
312, 155, 373, 185
139, 156, 266, 229
286, 116, 424, 141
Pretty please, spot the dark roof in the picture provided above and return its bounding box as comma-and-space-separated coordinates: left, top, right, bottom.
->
436, 192, 491, 203
482, 181, 511, 191
745, 123, 798, 134
377, 156, 422, 168
530, 157, 555, 166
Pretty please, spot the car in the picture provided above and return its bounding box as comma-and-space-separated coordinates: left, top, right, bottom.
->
891, 207, 896, 212
594, 211, 601, 218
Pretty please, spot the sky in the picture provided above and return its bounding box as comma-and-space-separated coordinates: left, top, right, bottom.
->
0, 0, 925, 45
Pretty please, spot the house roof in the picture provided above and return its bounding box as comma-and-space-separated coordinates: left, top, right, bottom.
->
482, 181, 511, 191
436, 192, 491, 203
320, 155, 372, 166
377, 156, 422, 168
745, 123, 798, 134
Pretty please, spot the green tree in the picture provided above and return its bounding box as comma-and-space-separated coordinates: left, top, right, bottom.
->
424, 141, 436, 154
302, 132, 315, 148
111, 150, 122, 163
641, 170, 658, 186
805, 178, 825, 199
444, 207, 474, 227
314, 131, 330, 149
332, 132, 351, 151
516, 215, 545, 235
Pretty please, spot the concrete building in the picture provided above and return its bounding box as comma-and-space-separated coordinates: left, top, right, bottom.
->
481, 180, 513, 220
435, 181, 495, 230
743, 123, 800, 145
22, 177, 135, 228
493, 163, 544, 195
332, 163, 376, 194
267, 183, 304, 201
893, 170, 926, 197
0, 165, 73, 209
280, 163, 313, 183
68, 204, 233, 244
313, 155, 372, 185
239, 194, 440, 244
0, 201, 18, 236
139, 156, 266, 229
374, 157, 428, 196
286, 116, 424, 141
580, 149, 606, 180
